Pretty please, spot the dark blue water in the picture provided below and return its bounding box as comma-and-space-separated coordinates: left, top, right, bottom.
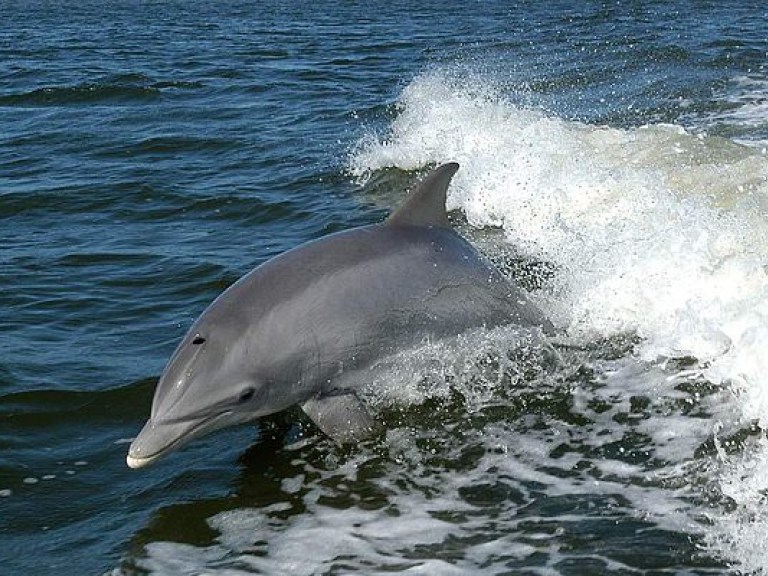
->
2, 1, 767, 574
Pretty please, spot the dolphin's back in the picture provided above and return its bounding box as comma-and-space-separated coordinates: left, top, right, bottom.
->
204, 222, 548, 398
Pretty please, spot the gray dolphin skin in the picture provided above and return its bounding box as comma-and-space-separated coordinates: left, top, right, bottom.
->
126, 163, 552, 469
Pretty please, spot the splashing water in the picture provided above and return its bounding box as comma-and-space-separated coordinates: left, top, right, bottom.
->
348, 71, 768, 574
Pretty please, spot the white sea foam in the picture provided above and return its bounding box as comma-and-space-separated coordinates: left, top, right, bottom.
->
704, 74, 768, 147
348, 71, 768, 573
706, 433, 768, 575
349, 70, 768, 421
137, 406, 716, 575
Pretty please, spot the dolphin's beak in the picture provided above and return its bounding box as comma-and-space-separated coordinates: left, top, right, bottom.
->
126, 412, 231, 469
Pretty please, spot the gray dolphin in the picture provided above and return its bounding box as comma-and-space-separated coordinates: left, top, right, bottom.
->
127, 163, 551, 469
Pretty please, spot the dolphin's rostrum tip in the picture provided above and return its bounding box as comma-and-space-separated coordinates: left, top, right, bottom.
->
126, 454, 148, 469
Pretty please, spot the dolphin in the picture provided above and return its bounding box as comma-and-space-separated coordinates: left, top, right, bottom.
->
126, 163, 551, 468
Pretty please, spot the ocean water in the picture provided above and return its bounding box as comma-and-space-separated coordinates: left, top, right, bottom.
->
2, 1, 767, 574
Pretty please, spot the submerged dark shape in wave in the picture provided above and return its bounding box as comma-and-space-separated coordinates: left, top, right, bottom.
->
0, 74, 203, 107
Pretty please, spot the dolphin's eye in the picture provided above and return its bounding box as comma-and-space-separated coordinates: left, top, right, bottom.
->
238, 388, 255, 403
192, 336, 206, 345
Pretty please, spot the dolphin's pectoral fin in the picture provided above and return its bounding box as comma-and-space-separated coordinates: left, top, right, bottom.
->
301, 392, 379, 443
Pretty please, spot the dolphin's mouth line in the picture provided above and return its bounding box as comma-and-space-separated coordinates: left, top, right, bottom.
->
126, 410, 233, 469
156, 404, 233, 425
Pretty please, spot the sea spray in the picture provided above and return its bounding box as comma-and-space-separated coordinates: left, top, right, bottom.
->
349, 70, 768, 573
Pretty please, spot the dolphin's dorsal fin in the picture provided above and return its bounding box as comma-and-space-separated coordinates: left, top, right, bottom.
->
385, 162, 459, 228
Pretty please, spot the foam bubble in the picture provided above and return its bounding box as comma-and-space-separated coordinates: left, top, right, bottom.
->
702, 74, 768, 146
706, 432, 768, 575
